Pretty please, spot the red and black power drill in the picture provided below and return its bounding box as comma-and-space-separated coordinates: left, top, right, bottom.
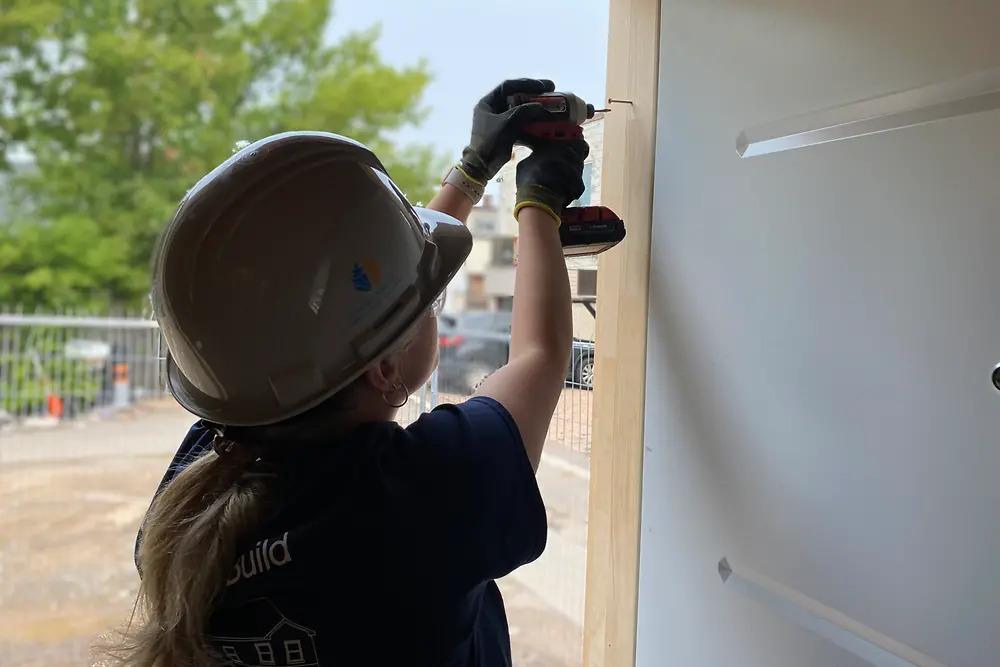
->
506, 92, 626, 257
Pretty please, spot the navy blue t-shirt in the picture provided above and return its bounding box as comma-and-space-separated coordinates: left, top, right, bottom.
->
137, 397, 546, 666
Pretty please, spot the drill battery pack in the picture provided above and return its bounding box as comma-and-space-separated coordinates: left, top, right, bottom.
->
559, 206, 626, 257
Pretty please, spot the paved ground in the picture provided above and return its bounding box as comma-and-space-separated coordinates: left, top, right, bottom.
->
0, 400, 590, 666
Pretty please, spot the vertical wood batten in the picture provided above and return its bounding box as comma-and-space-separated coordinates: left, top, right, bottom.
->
583, 0, 661, 665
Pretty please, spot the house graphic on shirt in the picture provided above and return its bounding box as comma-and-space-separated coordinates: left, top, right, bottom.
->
207, 598, 319, 666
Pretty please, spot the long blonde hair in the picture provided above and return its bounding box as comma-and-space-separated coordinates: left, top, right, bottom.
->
101, 382, 359, 666
108, 442, 277, 666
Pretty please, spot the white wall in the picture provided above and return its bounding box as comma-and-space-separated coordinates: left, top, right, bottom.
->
464, 235, 493, 274
638, 2, 1000, 666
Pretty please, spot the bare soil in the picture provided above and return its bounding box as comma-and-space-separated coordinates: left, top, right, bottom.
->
0, 401, 588, 666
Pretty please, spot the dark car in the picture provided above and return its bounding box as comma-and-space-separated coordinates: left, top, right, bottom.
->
438, 311, 511, 394
567, 297, 596, 390
438, 311, 596, 394
567, 338, 595, 389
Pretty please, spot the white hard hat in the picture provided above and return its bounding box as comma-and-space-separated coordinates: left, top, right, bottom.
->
151, 131, 472, 426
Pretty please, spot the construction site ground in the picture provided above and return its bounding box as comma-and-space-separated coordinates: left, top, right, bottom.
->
0, 398, 590, 666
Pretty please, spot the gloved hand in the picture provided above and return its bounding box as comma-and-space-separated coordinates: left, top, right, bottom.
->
514, 137, 590, 224
459, 78, 556, 184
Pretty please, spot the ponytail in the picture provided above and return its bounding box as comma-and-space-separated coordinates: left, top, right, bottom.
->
102, 382, 360, 665
108, 446, 276, 666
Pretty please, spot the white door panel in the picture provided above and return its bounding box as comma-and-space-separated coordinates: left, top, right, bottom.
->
639, 2, 1000, 666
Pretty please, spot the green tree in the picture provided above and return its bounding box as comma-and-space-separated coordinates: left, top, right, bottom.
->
0, 0, 439, 310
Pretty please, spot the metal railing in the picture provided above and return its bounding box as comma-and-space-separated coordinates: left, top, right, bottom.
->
1, 310, 594, 452
0, 310, 165, 428
423, 325, 594, 453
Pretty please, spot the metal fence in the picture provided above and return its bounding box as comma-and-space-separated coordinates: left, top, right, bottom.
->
548, 341, 594, 452
0, 310, 165, 428
0, 310, 593, 452
415, 328, 594, 453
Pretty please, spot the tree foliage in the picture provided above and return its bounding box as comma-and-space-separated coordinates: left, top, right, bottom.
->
0, 0, 439, 309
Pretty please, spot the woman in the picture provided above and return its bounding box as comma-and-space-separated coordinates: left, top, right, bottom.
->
123, 78, 588, 666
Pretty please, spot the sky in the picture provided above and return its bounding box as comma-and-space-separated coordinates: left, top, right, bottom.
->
324, 0, 610, 160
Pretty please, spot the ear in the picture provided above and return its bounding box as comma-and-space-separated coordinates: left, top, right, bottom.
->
363, 354, 402, 394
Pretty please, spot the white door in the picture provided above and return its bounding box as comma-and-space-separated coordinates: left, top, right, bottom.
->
639, 1, 1000, 665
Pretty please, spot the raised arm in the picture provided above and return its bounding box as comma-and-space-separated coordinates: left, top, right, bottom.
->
475, 139, 589, 470
426, 182, 475, 223
430, 78, 554, 224
438, 78, 588, 470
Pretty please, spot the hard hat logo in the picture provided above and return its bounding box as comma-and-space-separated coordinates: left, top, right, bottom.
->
152, 131, 472, 427
351, 259, 381, 292
352, 264, 372, 292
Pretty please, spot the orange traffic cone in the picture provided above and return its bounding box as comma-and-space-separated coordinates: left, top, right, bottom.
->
47, 393, 64, 419
113, 362, 130, 408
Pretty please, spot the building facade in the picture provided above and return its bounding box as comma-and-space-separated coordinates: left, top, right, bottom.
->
443, 195, 505, 313
443, 115, 604, 341
496, 115, 605, 340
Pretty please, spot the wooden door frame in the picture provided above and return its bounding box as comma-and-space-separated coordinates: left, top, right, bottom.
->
583, 0, 661, 665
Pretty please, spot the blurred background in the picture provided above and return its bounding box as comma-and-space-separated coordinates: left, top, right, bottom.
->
0, 1, 608, 664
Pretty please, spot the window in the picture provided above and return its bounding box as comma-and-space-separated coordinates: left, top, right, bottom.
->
571, 162, 594, 207
222, 646, 244, 665
577, 269, 597, 297
254, 642, 275, 665
476, 219, 497, 235
491, 238, 515, 266
470, 211, 497, 236
285, 639, 305, 664
467, 274, 486, 308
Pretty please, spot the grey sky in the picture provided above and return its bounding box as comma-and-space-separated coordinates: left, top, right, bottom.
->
324, 0, 609, 159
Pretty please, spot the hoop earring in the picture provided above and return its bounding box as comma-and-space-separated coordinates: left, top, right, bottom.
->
382, 381, 409, 408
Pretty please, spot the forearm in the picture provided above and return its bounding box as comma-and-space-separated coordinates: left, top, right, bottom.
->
426, 183, 475, 224
458, 78, 583, 469
475, 206, 571, 469
509, 207, 572, 368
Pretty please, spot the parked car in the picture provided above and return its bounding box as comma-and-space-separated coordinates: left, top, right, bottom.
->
438, 311, 511, 394
437, 311, 596, 393
568, 338, 595, 389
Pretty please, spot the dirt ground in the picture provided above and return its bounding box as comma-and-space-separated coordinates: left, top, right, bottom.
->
0, 456, 161, 666
0, 401, 588, 666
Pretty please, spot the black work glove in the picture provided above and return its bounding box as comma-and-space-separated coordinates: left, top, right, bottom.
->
460, 78, 556, 184
514, 137, 590, 223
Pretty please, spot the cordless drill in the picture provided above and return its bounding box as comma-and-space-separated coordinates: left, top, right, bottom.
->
506, 92, 626, 257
